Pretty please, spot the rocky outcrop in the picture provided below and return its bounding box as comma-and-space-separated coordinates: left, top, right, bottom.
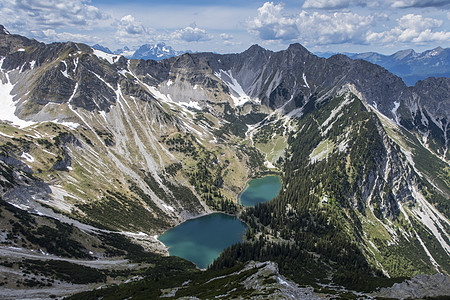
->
240, 261, 322, 300
374, 274, 450, 299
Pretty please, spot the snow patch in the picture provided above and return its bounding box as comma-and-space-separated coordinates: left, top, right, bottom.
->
68, 83, 78, 103
391, 101, 400, 124
21, 152, 34, 163
215, 69, 252, 106
0, 64, 35, 128
302, 73, 310, 89
60, 61, 70, 78
51, 119, 80, 130
42, 149, 56, 156
0, 131, 14, 138
90, 71, 115, 91
264, 161, 275, 169
92, 49, 120, 64
148, 85, 173, 103
99, 110, 108, 123
179, 101, 201, 110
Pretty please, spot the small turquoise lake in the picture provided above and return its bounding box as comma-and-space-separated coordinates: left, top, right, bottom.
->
158, 213, 247, 269
239, 175, 282, 207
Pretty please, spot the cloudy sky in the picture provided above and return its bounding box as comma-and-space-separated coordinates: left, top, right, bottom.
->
1, 0, 449, 54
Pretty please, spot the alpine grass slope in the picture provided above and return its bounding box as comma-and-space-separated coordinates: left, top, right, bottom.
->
0, 25, 449, 298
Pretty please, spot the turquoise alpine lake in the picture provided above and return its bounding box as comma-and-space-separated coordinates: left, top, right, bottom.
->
239, 175, 282, 207
158, 213, 247, 269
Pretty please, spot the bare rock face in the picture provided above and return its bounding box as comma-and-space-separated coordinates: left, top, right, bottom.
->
241, 261, 322, 300
412, 77, 450, 157
374, 274, 450, 299
413, 77, 450, 122
2, 25, 447, 156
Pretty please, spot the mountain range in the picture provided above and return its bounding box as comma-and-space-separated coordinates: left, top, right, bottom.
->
317, 47, 450, 86
0, 25, 449, 299
92, 42, 189, 61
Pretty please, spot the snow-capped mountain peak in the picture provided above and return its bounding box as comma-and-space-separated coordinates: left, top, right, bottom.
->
131, 43, 189, 61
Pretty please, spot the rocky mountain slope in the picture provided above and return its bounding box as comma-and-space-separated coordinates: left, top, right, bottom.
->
0, 25, 449, 298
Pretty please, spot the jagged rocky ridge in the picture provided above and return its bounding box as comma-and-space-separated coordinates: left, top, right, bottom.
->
0, 25, 449, 298
2, 27, 448, 161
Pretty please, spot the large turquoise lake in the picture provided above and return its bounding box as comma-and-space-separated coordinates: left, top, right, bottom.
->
158, 213, 247, 269
239, 175, 282, 207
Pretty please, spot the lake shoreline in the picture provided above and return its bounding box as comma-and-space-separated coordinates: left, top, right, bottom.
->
158, 212, 247, 270
239, 175, 282, 207
158, 174, 283, 270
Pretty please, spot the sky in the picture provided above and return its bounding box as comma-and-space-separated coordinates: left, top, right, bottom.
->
0, 0, 449, 55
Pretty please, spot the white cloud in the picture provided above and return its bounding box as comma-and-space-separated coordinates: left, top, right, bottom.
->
0, 0, 109, 44
302, 0, 450, 9
0, 0, 108, 28
391, 0, 450, 8
117, 15, 147, 36
170, 25, 212, 42
367, 14, 450, 44
247, 2, 375, 45
220, 33, 233, 41
112, 14, 157, 45
249, 2, 450, 48
221, 33, 240, 46
302, 0, 366, 9
40, 29, 94, 43
296, 11, 375, 45
247, 2, 299, 41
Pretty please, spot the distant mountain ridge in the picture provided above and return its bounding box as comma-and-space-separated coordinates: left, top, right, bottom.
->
91, 42, 190, 61
131, 42, 190, 60
316, 47, 450, 86
91, 43, 112, 54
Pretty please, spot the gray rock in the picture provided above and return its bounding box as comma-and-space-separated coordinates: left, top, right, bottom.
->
374, 274, 450, 299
